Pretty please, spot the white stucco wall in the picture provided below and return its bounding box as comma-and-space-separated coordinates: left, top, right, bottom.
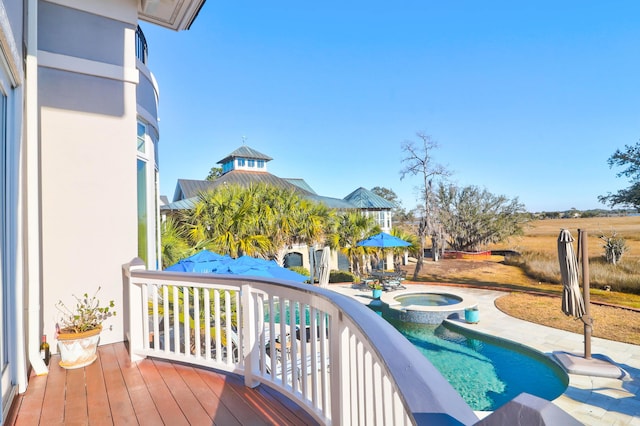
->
43, 0, 137, 25
38, 2, 140, 348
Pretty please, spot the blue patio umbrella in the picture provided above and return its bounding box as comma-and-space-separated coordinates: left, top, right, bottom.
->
226, 255, 309, 282
164, 250, 229, 273
356, 232, 411, 248
166, 251, 308, 283
357, 232, 410, 271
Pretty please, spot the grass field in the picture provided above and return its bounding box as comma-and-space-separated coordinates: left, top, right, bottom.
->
489, 215, 640, 294
490, 215, 640, 259
408, 215, 640, 345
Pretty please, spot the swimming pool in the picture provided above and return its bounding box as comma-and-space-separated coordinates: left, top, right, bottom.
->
382, 315, 568, 411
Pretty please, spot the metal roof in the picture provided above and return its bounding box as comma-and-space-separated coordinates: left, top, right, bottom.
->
284, 178, 317, 194
217, 146, 273, 164
210, 170, 310, 193
161, 197, 196, 211
306, 195, 358, 209
343, 187, 395, 209
173, 179, 217, 201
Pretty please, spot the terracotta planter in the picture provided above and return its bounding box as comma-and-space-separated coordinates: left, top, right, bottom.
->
57, 326, 102, 369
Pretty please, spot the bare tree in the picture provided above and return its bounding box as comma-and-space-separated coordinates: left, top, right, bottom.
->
400, 132, 451, 279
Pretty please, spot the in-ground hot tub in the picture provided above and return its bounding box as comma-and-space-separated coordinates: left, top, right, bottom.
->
380, 290, 477, 324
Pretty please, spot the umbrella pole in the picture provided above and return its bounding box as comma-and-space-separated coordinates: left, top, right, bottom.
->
578, 229, 592, 359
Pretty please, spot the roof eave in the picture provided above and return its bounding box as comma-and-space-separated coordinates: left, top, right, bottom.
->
138, 0, 206, 31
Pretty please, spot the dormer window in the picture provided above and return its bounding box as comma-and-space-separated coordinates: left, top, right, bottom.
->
217, 146, 272, 175
222, 161, 233, 173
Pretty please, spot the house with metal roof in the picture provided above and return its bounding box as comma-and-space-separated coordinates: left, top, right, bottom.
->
162, 145, 396, 272
163, 145, 395, 222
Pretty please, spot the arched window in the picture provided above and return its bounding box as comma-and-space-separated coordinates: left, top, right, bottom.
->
284, 252, 303, 268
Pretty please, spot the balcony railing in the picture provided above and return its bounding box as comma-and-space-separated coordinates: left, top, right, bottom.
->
123, 259, 572, 425
123, 259, 477, 425
135, 26, 148, 64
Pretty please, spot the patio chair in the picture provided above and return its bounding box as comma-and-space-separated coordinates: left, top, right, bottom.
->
382, 272, 406, 291
231, 326, 329, 385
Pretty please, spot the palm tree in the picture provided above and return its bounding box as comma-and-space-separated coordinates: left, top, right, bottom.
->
336, 212, 378, 277
160, 216, 191, 268
181, 185, 270, 258
390, 228, 419, 270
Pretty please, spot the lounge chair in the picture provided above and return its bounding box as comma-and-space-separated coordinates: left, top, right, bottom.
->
232, 325, 329, 385
382, 271, 406, 291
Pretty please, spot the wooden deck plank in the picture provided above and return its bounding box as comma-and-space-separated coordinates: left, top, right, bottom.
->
151, 359, 212, 425
98, 345, 138, 426
258, 383, 322, 425
171, 363, 242, 426
7, 342, 318, 426
112, 343, 164, 426
136, 356, 190, 426
11, 371, 47, 426
64, 368, 89, 424
40, 358, 68, 425
195, 367, 277, 426
85, 349, 113, 426
217, 373, 304, 425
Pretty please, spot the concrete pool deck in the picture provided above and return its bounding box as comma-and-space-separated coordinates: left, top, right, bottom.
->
329, 282, 640, 425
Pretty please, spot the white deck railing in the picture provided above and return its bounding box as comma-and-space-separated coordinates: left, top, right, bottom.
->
123, 259, 480, 425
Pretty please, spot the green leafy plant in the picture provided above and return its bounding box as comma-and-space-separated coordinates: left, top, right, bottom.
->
369, 281, 383, 291
329, 270, 357, 283
289, 266, 310, 278
56, 287, 116, 333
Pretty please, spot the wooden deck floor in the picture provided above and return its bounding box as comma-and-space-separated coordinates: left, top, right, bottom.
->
7, 342, 318, 425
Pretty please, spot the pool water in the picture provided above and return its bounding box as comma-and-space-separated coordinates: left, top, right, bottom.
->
394, 293, 462, 307
385, 317, 568, 411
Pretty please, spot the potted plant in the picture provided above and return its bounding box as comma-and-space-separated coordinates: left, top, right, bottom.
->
56, 287, 115, 369
370, 281, 383, 300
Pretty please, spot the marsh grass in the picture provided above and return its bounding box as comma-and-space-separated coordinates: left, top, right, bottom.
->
493, 216, 640, 294
402, 216, 640, 346
504, 249, 640, 294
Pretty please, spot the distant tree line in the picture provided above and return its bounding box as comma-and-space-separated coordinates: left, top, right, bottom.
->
599, 140, 640, 209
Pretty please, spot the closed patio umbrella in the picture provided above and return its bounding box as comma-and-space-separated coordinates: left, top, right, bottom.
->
557, 229, 585, 318
318, 246, 330, 288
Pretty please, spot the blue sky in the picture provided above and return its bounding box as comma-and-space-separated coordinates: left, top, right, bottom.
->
141, 1, 640, 213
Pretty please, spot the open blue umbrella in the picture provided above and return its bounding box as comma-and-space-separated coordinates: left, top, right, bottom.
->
357, 232, 410, 271
225, 256, 308, 282
356, 232, 411, 248
165, 250, 230, 273
166, 251, 308, 283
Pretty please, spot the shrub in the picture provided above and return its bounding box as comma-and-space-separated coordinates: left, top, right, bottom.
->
329, 270, 357, 283
599, 232, 627, 265
289, 266, 310, 282
289, 265, 309, 276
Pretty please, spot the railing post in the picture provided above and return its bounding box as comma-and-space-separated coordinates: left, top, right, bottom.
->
330, 311, 350, 426
124, 258, 146, 362
242, 284, 260, 388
